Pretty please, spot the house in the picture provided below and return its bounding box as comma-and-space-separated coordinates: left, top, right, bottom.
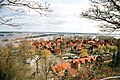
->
52, 49, 61, 55
56, 38, 64, 43
72, 56, 95, 70
72, 56, 95, 64
32, 41, 40, 48
51, 62, 78, 77
69, 68, 78, 77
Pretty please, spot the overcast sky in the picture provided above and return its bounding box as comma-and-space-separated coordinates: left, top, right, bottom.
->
0, 0, 100, 33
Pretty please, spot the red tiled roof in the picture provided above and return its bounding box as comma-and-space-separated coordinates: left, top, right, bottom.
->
84, 57, 91, 63
32, 41, 39, 46
72, 56, 95, 64
51, 62, 71, 73
73, 58, 85, 64
61, 62, 71, 70
67, 42, 74, 47
56, 39, 64, 43
51, 62, 79, 77
51, 66, 57, 73
41, 41, 47, 46
56, 64, 65, 73
69, 68, 78, 76
89, 56, 96, 62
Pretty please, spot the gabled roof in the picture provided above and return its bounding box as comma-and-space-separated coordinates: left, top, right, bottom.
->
56, 38, 64, 43
67, 42, 74, 47
41, 41, 47, 46
32, 41, 39, 46
51, 62, 71, 73
72, 56, 95, 64
61, 62, 71, 70
51, 62, 78, 76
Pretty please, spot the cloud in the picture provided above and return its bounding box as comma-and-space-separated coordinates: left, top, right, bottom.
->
0, 0, 100, 33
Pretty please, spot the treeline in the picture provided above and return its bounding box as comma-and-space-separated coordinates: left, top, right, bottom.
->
25, 34, 57, 39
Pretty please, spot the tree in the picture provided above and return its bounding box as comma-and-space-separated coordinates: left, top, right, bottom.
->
0, 43, 27, 80
60, 41, 66, 56
17, 40, 34, 60
81, 0, 120, 32
39, 49, 52, 80
33, 48, 54, 80
0, 42, 55, 80
81, 0, 120, 67
0, 0, 51, 27
114, 39, 120, 67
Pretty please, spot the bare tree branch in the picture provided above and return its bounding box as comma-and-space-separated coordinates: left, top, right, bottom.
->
81, 0, 120, 33
0, 0, 51, 28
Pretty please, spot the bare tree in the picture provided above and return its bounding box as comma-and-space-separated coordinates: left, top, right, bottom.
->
0, 0, 51, 27
31, 49, 56, 80
81, 0, 120, 33
81, 0, 120, 67
0, 43, 28, 80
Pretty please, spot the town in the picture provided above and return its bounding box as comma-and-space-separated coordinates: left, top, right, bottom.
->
1, 33, 119, 80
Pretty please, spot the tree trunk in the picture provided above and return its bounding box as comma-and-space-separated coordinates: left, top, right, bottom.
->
45, 56, 47, 80
115, 51, 120, 67
115, 39, 120, 67
112, 39, 120, 67
36, 60, 39, 73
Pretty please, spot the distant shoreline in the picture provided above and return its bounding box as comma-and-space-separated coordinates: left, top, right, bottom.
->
0, 32, 120, 42
0, 31, 119, 35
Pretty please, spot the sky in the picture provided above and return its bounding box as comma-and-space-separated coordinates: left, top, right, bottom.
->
0, 0, 100, 33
